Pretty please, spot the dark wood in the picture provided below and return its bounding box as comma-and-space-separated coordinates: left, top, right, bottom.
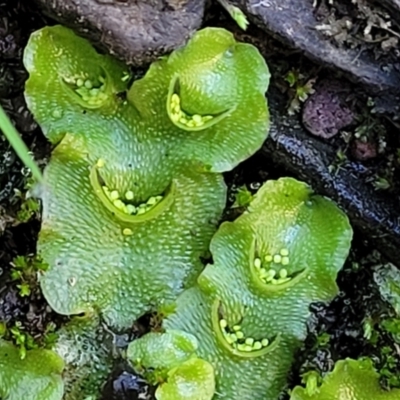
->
33, 0, 205, 66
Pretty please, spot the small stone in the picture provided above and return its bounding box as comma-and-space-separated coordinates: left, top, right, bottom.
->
244, 345, 253, 352
254, 258, 261, 269
219, 319, 227, 330
76, 78, 84, 87
122, 228, 133, 236
137, 208, 146, 215
302, 79, 354, 139
245, 338, 254, 346
351, 140, 377, 161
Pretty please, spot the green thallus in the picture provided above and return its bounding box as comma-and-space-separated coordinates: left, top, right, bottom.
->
254, 248, 291, 285
219, 319, 270, 352
19, 24, 275, 399
169, 93, 213, 128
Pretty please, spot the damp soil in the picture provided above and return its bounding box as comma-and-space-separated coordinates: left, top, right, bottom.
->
0, 1, 399, 399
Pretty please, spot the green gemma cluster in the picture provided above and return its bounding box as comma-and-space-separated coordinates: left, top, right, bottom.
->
65, 74, 108, 108
102, 186, 163, 217
218, 318, 270, 352
169, 93, 214, 128
0, 24, 271, 399
128, 178, 354, 399
253, 249, 292, 285
94, 158, 167, 225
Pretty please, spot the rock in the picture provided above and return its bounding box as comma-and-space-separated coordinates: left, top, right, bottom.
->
351, 140, 378, 161
231, 0, 400, 114
263, 85, 400, 266
302, 80, 355, 139
33, 0, 205, 66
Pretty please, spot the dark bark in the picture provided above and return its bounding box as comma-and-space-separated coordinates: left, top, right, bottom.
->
33, 0, 205, 66
263, 86, 400, 266
232, 0, 400, 115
